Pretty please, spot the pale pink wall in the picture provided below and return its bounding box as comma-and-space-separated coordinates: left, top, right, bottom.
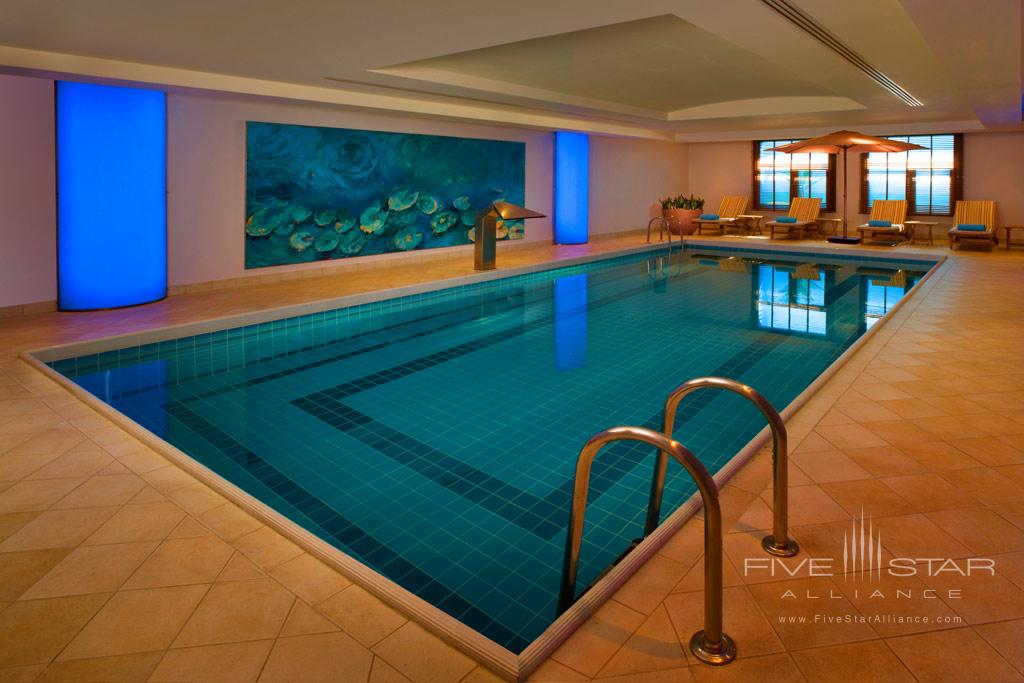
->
589, 136, 689, 231
963, 131, 1024, 225
0, 74, 56, 308
688, 132, 1024, 233
688, 141, 751, 212
166, 90, 556, 287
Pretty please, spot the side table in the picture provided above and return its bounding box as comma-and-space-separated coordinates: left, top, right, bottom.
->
736, 214, 764, 235
1004, 225, 1024, 250
904, 220, 938, 246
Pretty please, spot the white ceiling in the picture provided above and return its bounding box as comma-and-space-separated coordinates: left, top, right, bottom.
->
0, 0, 1019, 140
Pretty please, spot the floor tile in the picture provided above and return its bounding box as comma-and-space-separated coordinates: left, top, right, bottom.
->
269, 553, 351, 606
233, 527, 303, 570
0, 507, 119, 551
318, 585, 406, 648
82, 502, 185, 545
0, 548, 71, 601
369, 656, 415, 683
51, 474, 146, 509
820, 479, 916, 517
372, 622, 476, 683
880, 473, 977, 512
790, 450, 872, 484
259, 632, 373, 682
792, 640, 914, 682
59, 585, 207, 660
597, 604, 687, 676
279, 600, 338, 637
0, 594, 110, 667
173, 578, 294, 647
976, 619, 1024, 675
688, 652, 804, 683
886, 628, 1023, 682
121, 535, 233, 589
34, 651, 162, 683
21, 541, 157, 599
925, 506, 1024, 555
0, 478, 86, 513
612, 553, 689, 615
814, 423, 889, 451
149, 640, 274, 683
25, 448, 113, 480
897, 440, 984, 471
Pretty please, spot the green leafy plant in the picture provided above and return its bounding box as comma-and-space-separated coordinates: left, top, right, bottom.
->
659, 194, 705, 210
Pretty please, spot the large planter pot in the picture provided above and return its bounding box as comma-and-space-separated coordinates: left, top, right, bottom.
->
663, 208, 702, 235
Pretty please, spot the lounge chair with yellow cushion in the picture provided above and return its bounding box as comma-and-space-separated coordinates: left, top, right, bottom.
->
694, 196, 750, 235
766, 197, 822, 240
948, 200, 997, 249
856, 199, 908, 244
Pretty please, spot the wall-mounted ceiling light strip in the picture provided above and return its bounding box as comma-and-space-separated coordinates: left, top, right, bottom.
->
761, 0, 924, 107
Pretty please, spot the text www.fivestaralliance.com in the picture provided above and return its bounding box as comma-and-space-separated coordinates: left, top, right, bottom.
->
778, 614, 963, 625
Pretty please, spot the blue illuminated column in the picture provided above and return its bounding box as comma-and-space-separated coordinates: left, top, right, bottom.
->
57, 81, 167, 310
554, 131, 589, 244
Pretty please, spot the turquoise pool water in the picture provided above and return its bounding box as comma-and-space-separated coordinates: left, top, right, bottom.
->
48, 245, 936, 652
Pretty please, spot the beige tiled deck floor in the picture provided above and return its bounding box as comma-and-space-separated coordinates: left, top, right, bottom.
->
1, 232, 1023, 682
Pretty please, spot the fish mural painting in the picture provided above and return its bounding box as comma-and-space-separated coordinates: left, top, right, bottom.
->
244, 121, 526, 268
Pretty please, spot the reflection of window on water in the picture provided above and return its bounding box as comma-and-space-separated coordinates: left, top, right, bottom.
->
756, 265, 827, 335
864, 276, 914, 329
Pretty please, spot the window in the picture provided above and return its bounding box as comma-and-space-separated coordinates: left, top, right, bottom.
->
753, 140, 836, 212
860, 134, 962, 216
756, 264, 827, 336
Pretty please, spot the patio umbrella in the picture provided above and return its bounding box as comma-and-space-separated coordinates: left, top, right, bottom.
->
769, 131, 926, 244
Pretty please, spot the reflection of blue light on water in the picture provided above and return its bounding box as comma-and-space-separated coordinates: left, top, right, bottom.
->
553, 273, 587, 370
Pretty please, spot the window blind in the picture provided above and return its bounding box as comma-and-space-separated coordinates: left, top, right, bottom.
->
753, 140, 835, 212
860, 134, 961, 216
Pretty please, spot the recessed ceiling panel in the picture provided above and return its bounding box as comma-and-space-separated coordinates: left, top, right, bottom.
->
378, 14, 837, 113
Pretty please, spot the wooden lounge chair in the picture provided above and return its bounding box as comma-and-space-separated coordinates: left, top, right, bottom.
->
694, 196, 750, 235
766, 197, 821, 240
948, 200, 998, 249
857, 200, 908, 245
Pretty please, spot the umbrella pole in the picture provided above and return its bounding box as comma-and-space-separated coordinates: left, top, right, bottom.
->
842, 145, 848, 238
827, 144, 860, 245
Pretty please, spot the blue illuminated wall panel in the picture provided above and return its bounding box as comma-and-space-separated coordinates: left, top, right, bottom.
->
554, 131, 589, 244
57, 81, 166, 310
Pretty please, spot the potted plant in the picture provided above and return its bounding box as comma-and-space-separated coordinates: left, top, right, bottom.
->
660, 194, 705, 235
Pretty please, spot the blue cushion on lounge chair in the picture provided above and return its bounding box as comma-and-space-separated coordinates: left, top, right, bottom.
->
957, 223, 986, 231
776, 216, 797, 223
699, 213, 719, 220
868, 220, 892, 227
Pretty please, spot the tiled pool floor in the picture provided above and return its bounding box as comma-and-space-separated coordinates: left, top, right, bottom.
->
1, 233, 1023, 682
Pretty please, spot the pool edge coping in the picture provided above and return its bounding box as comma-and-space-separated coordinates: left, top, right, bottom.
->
19, 240, 948, 681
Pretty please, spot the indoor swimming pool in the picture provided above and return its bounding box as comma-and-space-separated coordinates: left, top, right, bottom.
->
42, 244, 938, 653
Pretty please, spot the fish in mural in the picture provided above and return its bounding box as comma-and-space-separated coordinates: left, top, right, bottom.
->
244, 121, 526, 269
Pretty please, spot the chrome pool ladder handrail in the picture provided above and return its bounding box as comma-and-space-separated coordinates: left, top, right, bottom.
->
556, 426, 736, 665
645, 376, 799, 558
646, 217, 673, 248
